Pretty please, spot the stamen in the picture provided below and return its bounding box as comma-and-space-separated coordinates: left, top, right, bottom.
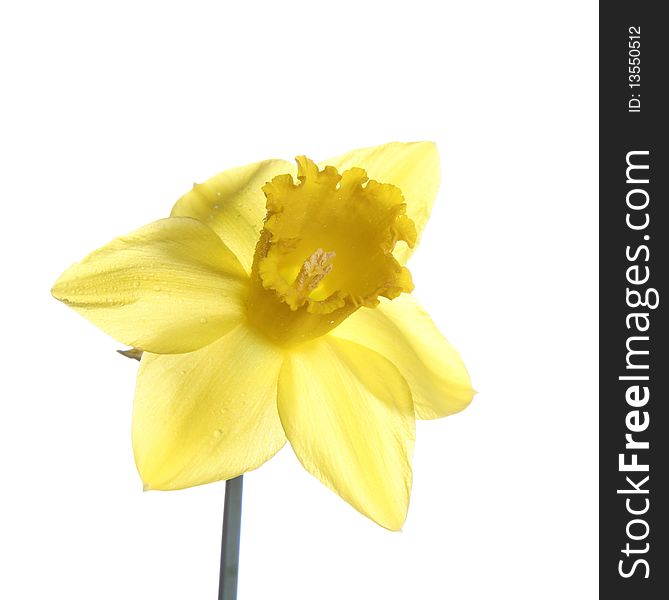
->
293, 248, 336, 302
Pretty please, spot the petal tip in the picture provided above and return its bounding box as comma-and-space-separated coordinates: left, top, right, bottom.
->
372, 500, 409, 531
382, 518, 406, 533
50, 275, 66, 301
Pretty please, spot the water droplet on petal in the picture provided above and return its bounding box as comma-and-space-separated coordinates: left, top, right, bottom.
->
199, 317, 207, 324
213, 429, 222, 438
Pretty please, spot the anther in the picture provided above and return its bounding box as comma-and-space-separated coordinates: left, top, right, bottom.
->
293, 248, 336, 302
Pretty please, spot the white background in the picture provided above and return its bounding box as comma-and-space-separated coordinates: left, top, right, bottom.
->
0, 1, 598, 598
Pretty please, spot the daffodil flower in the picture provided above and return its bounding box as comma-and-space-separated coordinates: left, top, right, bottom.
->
52, 142, 473, 530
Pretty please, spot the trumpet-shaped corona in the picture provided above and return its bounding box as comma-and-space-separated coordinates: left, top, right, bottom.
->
248, 157, 415, 345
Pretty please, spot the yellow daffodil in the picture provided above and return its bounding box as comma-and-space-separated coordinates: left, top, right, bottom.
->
52, 142, 473, 531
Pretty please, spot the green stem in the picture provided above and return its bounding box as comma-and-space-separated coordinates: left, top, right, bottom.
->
218, 475, 243, 600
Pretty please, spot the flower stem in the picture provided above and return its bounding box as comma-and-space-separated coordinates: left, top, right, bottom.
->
218, 475, 244, 600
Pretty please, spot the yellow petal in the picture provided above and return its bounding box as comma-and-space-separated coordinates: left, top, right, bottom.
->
51, 217, 248, 354
331, 294, 474, 419
133, 323, 286, 490
171, 159, 297, 273
319, 142, 440, 264
278, 337, 415, 530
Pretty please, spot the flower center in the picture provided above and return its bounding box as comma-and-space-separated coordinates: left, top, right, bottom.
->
247, 156, 416, 346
